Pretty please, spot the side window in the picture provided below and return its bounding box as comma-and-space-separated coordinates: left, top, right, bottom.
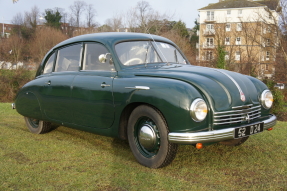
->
43, 53, 55, 74
83, 43, 115, 71
55, 44, 82, 72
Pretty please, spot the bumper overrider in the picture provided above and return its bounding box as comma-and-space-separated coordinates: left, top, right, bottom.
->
168, 114, 277, 144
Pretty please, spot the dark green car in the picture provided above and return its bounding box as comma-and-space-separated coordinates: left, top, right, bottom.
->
13, 32, 276, 168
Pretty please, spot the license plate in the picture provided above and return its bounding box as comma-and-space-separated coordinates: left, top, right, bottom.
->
234, 123, 264, 138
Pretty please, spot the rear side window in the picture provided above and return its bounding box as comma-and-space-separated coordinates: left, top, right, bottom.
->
43, 53, 55, 74
55, 44, 82, 72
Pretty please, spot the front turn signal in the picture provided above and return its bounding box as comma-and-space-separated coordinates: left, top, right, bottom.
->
267, 128, 273, 131
196, 143, 203, 149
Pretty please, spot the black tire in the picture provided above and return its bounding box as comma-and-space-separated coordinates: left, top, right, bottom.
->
220, 136, 249, 146
127, 105, 178, 168
24, 117, 53, 134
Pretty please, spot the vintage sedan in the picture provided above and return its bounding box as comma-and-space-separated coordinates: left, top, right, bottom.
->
13, 32, 276, 168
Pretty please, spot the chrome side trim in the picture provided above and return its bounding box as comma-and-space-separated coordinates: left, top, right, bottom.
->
125, 86, 150, 90
215, 69, 246, 102
168, 114, 276, 144
12, 103, 16, 109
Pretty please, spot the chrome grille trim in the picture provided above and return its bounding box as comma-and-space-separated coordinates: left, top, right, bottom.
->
214, 105, 261, 125
214, 105, 261, 115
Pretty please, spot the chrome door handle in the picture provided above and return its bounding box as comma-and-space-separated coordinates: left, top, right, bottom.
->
46, 81, 51, 85
101, 83, 110, 88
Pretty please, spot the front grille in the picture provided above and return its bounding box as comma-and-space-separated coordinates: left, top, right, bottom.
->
213, 105, 261, 125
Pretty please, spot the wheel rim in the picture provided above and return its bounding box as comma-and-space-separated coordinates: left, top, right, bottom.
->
134, 117, 160, 158
28, 118, 40, 128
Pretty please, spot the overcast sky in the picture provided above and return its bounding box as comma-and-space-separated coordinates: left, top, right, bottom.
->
0, 0, 217, 28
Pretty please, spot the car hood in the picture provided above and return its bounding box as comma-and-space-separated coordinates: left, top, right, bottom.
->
131, 64, 267, 112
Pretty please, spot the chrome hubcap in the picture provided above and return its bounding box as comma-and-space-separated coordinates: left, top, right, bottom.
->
139, 124, 157, 150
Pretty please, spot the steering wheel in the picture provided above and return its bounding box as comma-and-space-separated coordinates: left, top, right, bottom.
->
123, 58, 143, 65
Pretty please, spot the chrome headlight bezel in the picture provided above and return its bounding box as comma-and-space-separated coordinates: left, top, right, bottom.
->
190, 98, 208, 122
260, 90, 273, 109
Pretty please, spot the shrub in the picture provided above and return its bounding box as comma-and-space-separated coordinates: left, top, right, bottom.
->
264, 79, 287, 121
0, 69, 35, 102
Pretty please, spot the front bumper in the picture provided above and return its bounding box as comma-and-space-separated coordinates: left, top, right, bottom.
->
168, 114, 276, 144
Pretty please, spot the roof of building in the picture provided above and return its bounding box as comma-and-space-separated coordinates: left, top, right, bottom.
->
199, 0, 278, 11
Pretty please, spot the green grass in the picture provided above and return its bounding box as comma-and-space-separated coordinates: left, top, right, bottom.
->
0, 103, 286, 190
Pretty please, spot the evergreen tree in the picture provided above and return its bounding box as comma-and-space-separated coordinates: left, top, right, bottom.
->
44, 9, 62, 29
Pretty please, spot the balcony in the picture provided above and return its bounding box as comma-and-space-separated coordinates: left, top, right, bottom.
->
203, 43, 215, 49
203, 29, 215, 36
204, 18, 216, 23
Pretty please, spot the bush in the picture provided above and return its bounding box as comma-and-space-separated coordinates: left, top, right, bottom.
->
0, 69, 35, 102
264, 79, 287, 121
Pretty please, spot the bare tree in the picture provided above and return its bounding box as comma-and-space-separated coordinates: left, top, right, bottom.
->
29, 27, 67, 63
105, 13, 124, 32
136, 1, 152, 32
24, 5, 40, 29
69, 1, 87, 27
86, 4, 97, 28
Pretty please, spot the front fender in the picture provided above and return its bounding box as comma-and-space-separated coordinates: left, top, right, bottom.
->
113, 76, 210, 132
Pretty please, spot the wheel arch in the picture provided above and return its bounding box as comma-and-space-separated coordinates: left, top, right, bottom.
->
118, 102, 165, 140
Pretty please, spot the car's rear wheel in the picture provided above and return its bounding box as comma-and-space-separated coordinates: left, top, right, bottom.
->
24, 117, 53, 134
219, 136, 249, 146
127, 105, 178, 168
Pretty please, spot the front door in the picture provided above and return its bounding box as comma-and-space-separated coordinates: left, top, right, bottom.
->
70, 42, 116, 128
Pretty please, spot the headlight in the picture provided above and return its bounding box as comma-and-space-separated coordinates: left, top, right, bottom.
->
190, 98, 208, 122
261, 90, 273, 109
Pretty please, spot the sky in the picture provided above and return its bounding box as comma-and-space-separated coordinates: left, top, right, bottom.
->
0, 0, 217, 28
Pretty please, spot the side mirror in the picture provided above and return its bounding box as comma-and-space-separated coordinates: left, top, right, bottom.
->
99, 53, 111, 63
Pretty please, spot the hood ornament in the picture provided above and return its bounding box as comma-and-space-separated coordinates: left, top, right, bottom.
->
240, 92, 246, 102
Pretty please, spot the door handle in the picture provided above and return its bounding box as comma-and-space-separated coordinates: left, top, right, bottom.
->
45, 81, 51, 85
101, 83, 110, 88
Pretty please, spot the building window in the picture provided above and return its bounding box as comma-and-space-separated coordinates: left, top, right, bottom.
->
206, 24, 214, 30
236, 37, 241, 45
235, 51, 241, 61
266, 51, 270, 61
225, 37, 230, 45
227, 10, 231, 17
237, 23, 242, 31
266, 39, 270, 46
206, 51, 213, 60
206, 38, 214, 47
226, 23, 231, 31
206, 24, 215, 35
207, 11, 214, 21
238, 10, 243, 17
225, 51, 230, 60
266, 64, 269, 70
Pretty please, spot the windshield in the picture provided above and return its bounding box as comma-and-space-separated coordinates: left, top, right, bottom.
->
115, 41, 187, 66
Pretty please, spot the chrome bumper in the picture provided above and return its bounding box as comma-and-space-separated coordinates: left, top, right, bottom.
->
168, 114, 277, 144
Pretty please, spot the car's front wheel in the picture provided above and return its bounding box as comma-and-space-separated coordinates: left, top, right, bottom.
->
127, 105, 178, 168
24, 117, 53, 134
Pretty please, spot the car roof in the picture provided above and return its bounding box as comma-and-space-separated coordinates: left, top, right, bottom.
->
53, 32, 175, 49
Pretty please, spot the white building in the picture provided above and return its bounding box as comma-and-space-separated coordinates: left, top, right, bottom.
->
197, 0, 280, 78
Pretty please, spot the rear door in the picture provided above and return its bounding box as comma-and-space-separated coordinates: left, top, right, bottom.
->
40, 43, 82, 123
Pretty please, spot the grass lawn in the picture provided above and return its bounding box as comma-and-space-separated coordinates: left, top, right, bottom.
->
0, 103, 286, 190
